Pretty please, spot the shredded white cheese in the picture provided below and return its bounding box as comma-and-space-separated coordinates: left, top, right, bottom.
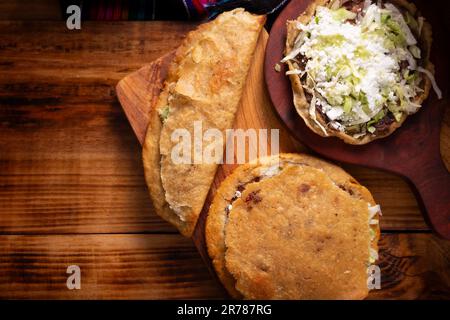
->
283, 2, 438, 135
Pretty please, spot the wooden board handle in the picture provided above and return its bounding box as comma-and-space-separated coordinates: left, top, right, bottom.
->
407, 156, 450, 238
391, 100, 450, 239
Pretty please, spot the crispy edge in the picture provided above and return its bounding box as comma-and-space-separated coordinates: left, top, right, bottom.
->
142, 87, 196, 236
142, 10, 266, 237
285, 0, 434, 145
206, 153, 380, 299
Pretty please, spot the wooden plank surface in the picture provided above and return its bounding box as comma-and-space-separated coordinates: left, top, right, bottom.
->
0, 0, 61, 21
0, 234, 224, 299
0, 233, 448, 299
1, 21, 444, 233
0, 20, 449, 299
0, 21, 197, 235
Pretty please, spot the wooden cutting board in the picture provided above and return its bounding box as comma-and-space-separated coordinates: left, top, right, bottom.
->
115, 26, 448, 297
116, 29, 303, 272
264, 0, 450, 240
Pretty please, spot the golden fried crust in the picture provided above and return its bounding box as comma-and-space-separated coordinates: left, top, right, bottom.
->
142, 9, 266, 237
206, 153, 380, 299
285, 0, 434, 145
142, 89, 194, 234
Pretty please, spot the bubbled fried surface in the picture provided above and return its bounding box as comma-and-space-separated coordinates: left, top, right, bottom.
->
142, 9, 266, 237
206, 154, 379, 299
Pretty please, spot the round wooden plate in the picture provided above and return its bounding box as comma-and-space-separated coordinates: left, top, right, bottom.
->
264, 0, 450, 238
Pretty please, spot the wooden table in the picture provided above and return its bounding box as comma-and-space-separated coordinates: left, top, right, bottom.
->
1, 16, 450, 299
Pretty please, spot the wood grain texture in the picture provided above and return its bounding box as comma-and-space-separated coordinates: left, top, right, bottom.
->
0, 234, 224, 299
369, 233, 450, 300
0, 233, 448, 299
0, 21, 434, 234
0, 0, 61, 21
0, 21, 198, 234
0, 19, 449, 299
117, 52, 175, 145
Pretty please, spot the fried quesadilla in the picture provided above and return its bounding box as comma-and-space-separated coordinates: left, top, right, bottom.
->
142, 9, 266, 237
206, 153, 380, 299
283, 0, 441, 144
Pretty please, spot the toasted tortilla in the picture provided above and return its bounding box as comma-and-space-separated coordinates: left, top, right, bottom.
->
142, 9, 266, 237
206, 153, 380, 299
285, 0, 434, 145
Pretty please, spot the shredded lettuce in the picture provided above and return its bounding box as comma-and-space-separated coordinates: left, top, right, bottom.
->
343, 96, 353, 113
282, 1, 440, 137
383, 3, 417, 46
369, 228, 376, 240
158, 106, 170, 123
417, 66, 443, 99
369, 248, 379, 263
281, 46, 302, 63
332, 8, 356, 22
368, 204, 381, 219
405, 11, 419, 32
285, 69, 304, 76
